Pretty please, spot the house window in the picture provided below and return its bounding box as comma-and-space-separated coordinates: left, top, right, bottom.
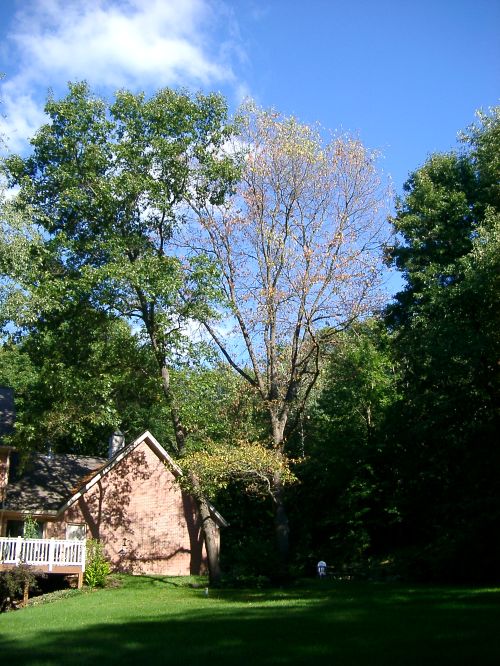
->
6, 519, 44, 538
6, 520, 24, 537
66, 524, 86, 541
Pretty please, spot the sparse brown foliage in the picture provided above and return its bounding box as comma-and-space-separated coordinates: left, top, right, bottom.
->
188, 103, 388, 559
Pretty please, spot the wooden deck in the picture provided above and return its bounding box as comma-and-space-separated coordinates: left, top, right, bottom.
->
0, 537, 86, 587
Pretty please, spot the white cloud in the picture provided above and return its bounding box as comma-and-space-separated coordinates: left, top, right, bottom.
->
11, 0, 231, 87
1, 88, 47, 154
0, 0, 244, 153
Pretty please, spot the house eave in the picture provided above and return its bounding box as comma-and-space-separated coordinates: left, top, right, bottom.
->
0, 508, 59, 519
56, 430, 184, 517
208, 504, 229, 528
56, 430, 228, 527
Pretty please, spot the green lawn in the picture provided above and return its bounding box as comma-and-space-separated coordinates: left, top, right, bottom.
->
1, 576, 499, 665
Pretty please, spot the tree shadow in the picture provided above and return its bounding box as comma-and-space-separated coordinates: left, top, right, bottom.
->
1, 584, 499, 666
64, 447, 204, 575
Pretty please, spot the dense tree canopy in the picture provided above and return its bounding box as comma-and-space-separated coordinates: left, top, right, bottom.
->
289, 320, 399, 569
1, 82, 242, 583
1, 86, 498, 583
284, 107, 500, 581
380, 107, 500, 580
0, 306, 170, 455
2, 83, 239, 412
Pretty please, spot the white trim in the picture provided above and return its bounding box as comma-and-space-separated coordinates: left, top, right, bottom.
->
56, 430, 228, 528
141, 430, 184, 475
57, 431, 182, 516
206, 504, 228, 528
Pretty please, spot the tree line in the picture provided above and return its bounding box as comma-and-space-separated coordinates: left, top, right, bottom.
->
1, 83, 498, 583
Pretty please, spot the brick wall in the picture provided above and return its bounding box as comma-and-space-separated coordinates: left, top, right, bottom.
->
46, 439, 213, 575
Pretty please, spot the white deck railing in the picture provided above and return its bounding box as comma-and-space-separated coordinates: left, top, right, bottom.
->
0, 537, 86, 572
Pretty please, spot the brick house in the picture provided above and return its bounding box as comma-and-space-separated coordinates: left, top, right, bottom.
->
0, 428, 226, 576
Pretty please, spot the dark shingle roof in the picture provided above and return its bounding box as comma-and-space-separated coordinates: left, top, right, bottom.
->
3, 452, 106, 512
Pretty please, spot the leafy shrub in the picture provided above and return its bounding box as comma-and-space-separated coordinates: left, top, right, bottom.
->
23, 514, 41, 539
84, 539, 111, 589
0, 564, 41, 611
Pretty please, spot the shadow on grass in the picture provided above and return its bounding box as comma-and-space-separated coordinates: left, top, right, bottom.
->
1, 582, 499, 666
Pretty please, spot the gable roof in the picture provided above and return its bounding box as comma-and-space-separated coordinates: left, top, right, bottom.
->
1, 430, 228, 527
57, 430, 181, 514
2, 451, 105, 514
59, 430, 228, 527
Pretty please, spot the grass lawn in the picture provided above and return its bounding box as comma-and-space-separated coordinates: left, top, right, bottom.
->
1, 576, 499, 665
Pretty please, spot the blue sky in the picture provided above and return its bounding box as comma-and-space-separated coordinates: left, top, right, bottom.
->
0, 0, 498, 195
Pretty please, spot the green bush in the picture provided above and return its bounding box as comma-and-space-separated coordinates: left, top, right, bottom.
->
0, 564, 40, 611
23, 514, 40, 539
84, 539, 111, 589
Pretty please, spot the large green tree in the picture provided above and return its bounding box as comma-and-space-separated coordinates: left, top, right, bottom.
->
384, 108, 500, 580
0, 306, 169, 455
1, 82, 240, 583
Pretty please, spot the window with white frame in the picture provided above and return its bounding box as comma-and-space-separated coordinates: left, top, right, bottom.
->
66, 524, 86, 540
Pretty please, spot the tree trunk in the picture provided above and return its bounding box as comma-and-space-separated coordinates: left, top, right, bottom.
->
160, 365, 187, 455
273, 473, 290, 564
159, 362, 222, 585
270, 412, 290, 569
194, 482, 222, 586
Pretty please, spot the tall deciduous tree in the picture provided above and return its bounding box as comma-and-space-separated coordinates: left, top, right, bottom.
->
289, 320, 399, 569
189, 104, 388, 562
384, 107, 500, 580
1, 82, 240, 583
0, 307, 170, 455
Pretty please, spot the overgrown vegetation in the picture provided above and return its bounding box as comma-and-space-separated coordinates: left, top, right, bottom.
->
22, 514, 40, 539
0, 84, 498, 584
